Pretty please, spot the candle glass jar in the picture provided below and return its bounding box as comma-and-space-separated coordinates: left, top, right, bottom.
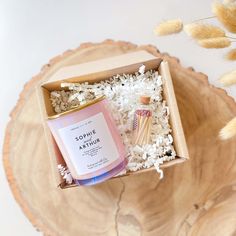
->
47, 96, 127, 186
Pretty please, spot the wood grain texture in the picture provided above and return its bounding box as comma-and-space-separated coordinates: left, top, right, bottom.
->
3, 40, 236, 236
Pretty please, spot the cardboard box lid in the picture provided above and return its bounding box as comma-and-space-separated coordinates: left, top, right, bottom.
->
47, 50, 157, 83
42, 51, 163, 92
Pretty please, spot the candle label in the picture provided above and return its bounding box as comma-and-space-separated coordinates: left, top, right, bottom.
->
58, 112, 119, 175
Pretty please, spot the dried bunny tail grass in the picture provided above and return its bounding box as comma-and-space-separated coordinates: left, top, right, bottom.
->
225, 48, 236, 60
197, 37, 231, 48
154, 19, 183, 36
219, 69, 236, 86
212, 2, 236, 33
184, 23, 225, 40
223, 0, 236, 4
219, 117, 236, 140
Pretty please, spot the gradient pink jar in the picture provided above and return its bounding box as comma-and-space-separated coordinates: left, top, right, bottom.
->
47, 96, 127, 186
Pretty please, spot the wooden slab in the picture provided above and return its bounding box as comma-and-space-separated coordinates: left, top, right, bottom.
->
3, 40, 236, 236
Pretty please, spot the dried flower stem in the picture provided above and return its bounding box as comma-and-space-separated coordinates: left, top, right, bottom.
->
192, 16, 216, 22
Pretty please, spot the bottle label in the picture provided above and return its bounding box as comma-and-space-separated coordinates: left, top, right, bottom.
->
58, 112, 119, 175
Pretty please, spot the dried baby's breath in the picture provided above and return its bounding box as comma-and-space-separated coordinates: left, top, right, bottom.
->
219, 117, 236, 140
212, 2, 236, 33
154, 19, 183, 36
197, 37, 231, 48
219, 69, 236, 86
184, 23, 225, 39
225, 48, 236, 60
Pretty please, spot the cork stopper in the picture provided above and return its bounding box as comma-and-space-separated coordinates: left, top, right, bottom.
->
140, 95, 151, 105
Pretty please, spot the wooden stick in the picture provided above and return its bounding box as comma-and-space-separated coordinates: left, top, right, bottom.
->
146, 117, 152, 144
135, 115, 149, 145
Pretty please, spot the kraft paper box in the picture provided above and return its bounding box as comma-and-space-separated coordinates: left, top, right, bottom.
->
37, 50, 189, 188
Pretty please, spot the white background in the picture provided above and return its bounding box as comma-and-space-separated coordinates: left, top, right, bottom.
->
1, 0, 235, 235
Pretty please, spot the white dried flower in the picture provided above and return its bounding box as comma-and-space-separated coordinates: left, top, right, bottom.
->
154, 19, 183, 36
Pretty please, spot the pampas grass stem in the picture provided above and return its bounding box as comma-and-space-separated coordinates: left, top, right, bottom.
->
219, 117, 236, 140
192, 16, 216, 22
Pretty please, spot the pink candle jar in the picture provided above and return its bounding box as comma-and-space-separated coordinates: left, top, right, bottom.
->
47, 96, 127, 186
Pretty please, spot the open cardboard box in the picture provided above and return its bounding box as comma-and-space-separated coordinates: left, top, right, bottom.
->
37, 50, 189, 188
